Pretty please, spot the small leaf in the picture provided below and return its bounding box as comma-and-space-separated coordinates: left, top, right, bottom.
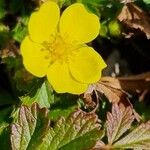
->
10, 103, 103, 150
11, 16, 29, 42
113, 121, 150, 149
106, 103, 134, 144
21, 80, 54, 108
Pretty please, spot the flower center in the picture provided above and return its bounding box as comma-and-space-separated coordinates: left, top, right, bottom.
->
42, 34, 76, 64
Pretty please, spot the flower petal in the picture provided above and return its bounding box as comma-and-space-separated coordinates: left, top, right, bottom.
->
21, 36, 50, 77
47, 62, 88, 94
69, 46, 106, 83
28, 1, 60, 43
59, 3, 100, 44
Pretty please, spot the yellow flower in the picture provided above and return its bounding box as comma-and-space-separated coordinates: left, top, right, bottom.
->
21, 1, 106, 94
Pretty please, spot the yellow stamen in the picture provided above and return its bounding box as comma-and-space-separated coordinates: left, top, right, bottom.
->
42, 34, 77, 64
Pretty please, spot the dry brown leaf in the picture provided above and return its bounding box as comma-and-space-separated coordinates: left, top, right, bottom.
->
82, 85, 97, 110
120, 0, 134, 3
82, 72, 150, 109
101, 72, 150, 93
118, 3, 150, 39
96, 82, 128, 103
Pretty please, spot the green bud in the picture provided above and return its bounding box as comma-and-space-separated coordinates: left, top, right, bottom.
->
108, 20, 121, 37
99, 23, 108, 38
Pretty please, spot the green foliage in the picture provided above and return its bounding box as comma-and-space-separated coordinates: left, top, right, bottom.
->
0, 0, 150, 149
0, 24, 9, 47
21, 80, 55, 108
10, 103, 103, 150
49, 93, 79, 120
0, 123, 11, 148
11, 15, 29, 43
143, 0, 150, 5
99, 23, 108, 37
0, 0, 6, 19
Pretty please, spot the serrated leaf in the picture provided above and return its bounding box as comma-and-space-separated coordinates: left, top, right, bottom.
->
41, 110, 103, 150
106, 103, 134, 144
11, 103, 103, 150
113, 121, 150, 149
11, 103, 50, 150
21, 80, 54, 108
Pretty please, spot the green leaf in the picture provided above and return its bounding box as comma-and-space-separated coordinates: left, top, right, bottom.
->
49, 93, 78, 121
48, 105, 77, 121
41, 110, 103, 150
113, 121, 150, 149
0, 123, 11, 148
11, 15, 29, 42
10, 103, 103, 150
21, 80, 54, 108
81, 0, 107, 6
0, 23, 9, 47
14, 68, 35, 93
106, 103, 134, 144
0, 0, 6, 19
143, 0, 150, 4
80, 0, 102, 16
0, 123, 9, 135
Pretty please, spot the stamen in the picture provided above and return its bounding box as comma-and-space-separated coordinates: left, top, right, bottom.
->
41, 34, 78, 64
